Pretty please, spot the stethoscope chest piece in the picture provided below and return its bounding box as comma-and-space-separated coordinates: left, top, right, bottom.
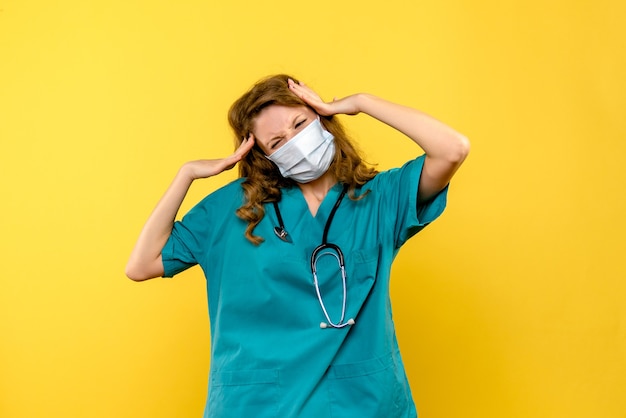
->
272, 201, 292, 243
273, 226, 292, 243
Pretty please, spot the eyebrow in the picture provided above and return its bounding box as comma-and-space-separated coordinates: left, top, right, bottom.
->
266, 113, 305, 144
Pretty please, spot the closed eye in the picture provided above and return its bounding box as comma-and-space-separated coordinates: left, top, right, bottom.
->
268, 116, 308, 151
295, 118, 307, 129
270, 137, 285, 150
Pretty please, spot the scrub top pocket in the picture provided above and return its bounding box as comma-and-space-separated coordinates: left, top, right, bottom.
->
207, 369, 280, 418
327, 354, 414, 418
342, 246, 379, 318
346, 245, 380, 284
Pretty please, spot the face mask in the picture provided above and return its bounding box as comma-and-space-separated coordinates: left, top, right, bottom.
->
266, 118, 336, 183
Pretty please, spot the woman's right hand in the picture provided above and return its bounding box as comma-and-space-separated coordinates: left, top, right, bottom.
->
126, 135, 256, 281
181, 134, 256, 180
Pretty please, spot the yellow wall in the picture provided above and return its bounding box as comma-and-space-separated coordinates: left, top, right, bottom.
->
1, 0, 624, 417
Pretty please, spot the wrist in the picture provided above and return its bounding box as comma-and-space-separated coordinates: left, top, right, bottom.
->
177, 163, 198, 182
353, 93, 376, 115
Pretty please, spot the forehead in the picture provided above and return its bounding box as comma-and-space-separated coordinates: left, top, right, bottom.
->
253, 105, 313, 138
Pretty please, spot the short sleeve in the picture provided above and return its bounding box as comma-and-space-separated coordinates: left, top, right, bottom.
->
369, 154, 448, 248
160, 179, 245, 278
161, 220, 200, 278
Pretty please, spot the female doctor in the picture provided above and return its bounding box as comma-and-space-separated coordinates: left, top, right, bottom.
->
126, 74, 469, 418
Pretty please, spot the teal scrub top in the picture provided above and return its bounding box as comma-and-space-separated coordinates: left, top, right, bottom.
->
162, 155, 448, 418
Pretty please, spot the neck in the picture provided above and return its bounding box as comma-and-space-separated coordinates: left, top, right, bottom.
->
298, 171, 337, 214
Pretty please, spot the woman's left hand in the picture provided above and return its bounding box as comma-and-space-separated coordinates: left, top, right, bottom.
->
288, 78, 361, 116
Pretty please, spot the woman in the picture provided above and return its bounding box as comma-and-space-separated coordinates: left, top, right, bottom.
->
126, 74, 469, 417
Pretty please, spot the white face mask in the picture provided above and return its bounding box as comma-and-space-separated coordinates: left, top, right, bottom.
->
266, 118, 336, 183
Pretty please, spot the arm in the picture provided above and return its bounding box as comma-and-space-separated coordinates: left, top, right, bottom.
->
125, 136, 255, 281
288, 80, 470, 203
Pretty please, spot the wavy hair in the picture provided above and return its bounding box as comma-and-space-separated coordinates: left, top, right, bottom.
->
228, 74, 378, 244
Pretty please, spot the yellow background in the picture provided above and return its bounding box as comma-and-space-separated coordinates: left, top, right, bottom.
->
1, 0, 625, 417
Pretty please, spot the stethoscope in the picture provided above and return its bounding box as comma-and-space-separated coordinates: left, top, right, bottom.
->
272, 184, 355, 329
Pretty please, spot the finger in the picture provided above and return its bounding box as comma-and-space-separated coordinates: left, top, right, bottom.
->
289, 84, 321, 105
237, 133, 253, 148
223, 140, 251, 169
288, 79, 315, 96
288, 79, 305, 95
233, 134, 255, 158
242, 134, 256, 152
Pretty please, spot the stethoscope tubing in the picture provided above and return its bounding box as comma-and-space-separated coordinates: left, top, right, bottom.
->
312, 249, 351, 328
273, 185, 355, 329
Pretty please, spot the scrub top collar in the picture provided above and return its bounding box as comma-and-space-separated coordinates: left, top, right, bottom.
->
281, 182, 345, 220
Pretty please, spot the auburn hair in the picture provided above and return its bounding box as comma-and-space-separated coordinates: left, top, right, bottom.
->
228, 74, 378, 244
